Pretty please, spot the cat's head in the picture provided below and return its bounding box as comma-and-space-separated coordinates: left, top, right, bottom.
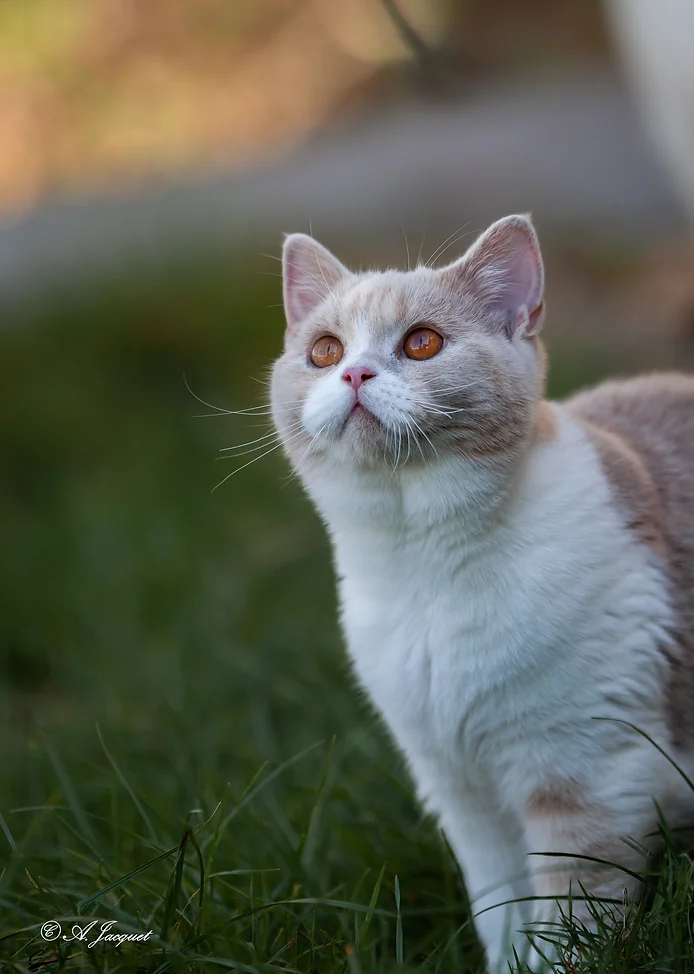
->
271, 215, 548, 478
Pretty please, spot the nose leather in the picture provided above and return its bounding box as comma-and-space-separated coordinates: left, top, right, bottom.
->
342, 366, 377, 392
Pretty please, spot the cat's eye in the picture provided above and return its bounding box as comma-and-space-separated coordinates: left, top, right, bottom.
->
311, 335, 344, 368
403, 327, 444, 361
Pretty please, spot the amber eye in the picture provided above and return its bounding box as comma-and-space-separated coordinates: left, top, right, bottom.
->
311, 335, 344, 368
403, 327, 444, 361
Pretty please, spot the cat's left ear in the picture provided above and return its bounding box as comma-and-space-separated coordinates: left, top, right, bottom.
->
441, 214, 545, 338
282, 233, 351, 335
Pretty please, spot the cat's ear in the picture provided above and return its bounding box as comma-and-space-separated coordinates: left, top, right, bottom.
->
282, 234, 350, 334
441, 214, 545, 338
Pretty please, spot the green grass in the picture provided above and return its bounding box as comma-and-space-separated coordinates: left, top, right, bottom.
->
0, 250, 692, 973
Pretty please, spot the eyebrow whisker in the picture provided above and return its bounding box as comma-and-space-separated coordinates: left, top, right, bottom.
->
425, 223, 473, 268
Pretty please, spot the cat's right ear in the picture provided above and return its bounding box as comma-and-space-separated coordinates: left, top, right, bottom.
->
282, 234, 350, 335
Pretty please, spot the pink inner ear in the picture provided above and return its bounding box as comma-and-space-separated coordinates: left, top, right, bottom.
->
492, 243, 543, 336
282, 234, 349, 333
446, 216, 545, 338
284, 262, 320, 330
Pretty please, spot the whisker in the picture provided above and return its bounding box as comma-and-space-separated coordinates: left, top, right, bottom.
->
212, 442, 285, 491
185, 373, 306, 418
311, 236, 343, 309
217, 440, 284, 460
192, 406, 300, 419
296, 422, 327, 466
408, 400, 487, 416
280, 423, 327, 489
394, 425, 405, 470
411, 417, 439, 460
426, 223, 473, 268
184, 375, 303, 415
404, 422, 415, 463
264, 254, 342, 306
218, 421, 303, 454
414, 381, 486, 394
401, 223, 411, 273
276, 251, 346, 305
436, 405, 489, 415
184, 374, 236, 414
416, 231, 427, 268
211, 427, 305, 492
411, 406, 455, 418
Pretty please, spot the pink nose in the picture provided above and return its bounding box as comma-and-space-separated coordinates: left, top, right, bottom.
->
342, 366, 377, 392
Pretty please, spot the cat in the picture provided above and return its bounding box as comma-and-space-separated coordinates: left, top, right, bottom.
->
270, 214, 694, 972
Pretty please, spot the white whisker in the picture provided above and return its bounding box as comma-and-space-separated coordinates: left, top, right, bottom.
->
211, 427, 305, 492
411, 417, 439, 461
185, 375, 300, 416
192, 405, 301, 418
393, 425, 403, 471
415, 381, 486, 394
401, 223, 411, 273
218, 421, 303, 453
184, 369, 306, 418
426, 223, 473, 268
416, 231, 427, 267
297, 423, 327, 467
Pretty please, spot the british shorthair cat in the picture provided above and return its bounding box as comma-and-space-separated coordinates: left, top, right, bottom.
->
270, 215, 694, 971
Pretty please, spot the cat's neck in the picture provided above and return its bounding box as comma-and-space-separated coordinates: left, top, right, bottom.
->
302, 402, 573, 553
305, 449, 524, 545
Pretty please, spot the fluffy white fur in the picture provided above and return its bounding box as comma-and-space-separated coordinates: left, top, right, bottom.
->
270, 216, 694, 971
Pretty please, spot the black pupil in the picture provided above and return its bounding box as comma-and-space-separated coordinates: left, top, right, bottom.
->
415, 332, 428, 347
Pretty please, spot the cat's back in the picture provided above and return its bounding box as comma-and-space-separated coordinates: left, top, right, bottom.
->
566, 372, 694, 468
565, 371, 694, 748
565, 373, 694, 539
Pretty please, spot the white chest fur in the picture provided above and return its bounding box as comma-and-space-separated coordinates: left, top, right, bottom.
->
307, 410, 674, 815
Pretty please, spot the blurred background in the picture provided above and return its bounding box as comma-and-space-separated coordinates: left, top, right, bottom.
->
1, 1, 694, 968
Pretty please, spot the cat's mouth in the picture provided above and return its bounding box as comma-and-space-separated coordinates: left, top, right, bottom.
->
348, 400, 378, 424
342, 400, 385, 441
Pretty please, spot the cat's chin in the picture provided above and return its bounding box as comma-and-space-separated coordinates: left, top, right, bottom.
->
299, 408, 391, 470
347, 402, 380, 427
330, 414, 426, 471
345, 403, 392, 445
300, 403, 435, 471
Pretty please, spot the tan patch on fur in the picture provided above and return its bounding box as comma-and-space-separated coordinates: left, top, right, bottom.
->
566, 373, 694, 748
534, 338, 549, 384
450, 349, 529, 460
456, 413, 523, 459
578, 419, 667, 557
524, 790, 634, 912
526, 777, 585, 817
451, 340, 549, 460
534, 400, 557, 442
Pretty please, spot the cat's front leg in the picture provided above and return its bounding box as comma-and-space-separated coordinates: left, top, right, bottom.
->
521, 786, 650, 964
432, 790, 537, 972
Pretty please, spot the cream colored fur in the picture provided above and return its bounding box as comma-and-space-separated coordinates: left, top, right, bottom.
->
271, 216, 694, 972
